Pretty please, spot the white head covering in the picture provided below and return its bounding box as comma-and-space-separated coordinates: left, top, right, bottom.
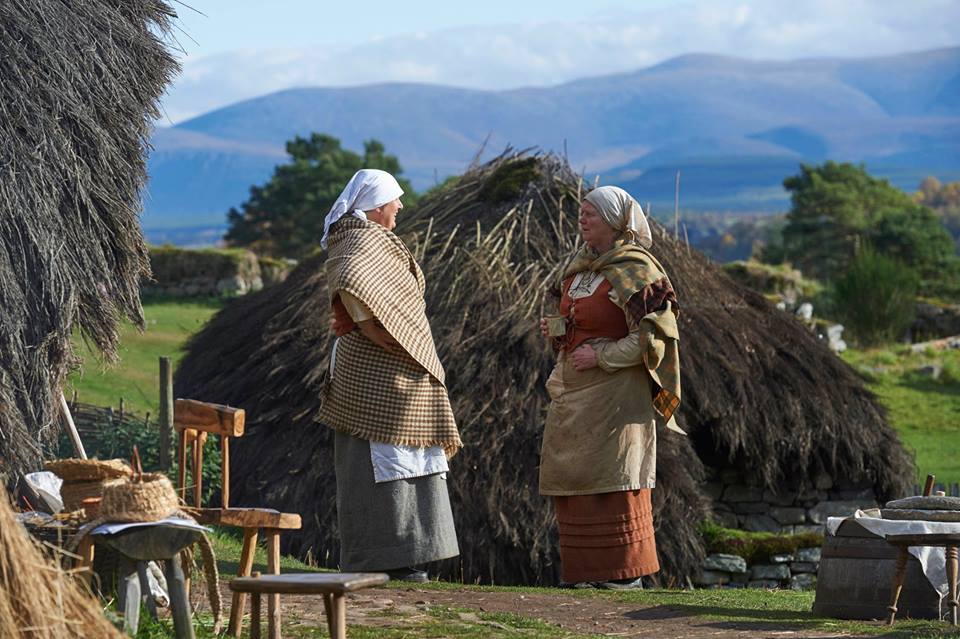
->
583, 186, 653, 248
320, 169, 404, 248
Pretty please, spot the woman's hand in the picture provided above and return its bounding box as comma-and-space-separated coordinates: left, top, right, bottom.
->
571, 344, 598, 371
539, 318, 549, 337
357, 319, 401, 353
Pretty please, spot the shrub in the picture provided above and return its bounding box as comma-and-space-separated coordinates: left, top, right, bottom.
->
699, 520, 824, 564
831, 245, 918, 346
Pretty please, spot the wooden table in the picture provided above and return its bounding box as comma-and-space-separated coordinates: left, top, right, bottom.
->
76, 524, 201, 638
885, 532, 960, 626
229, 572, 389, 639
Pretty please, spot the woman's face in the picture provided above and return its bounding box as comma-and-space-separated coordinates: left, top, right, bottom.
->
367, 198, 403, 231
579, 200, 617, 251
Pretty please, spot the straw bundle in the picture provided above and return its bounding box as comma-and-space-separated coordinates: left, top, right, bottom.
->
176, 150, 912, 585
0, 486, 124, 638
0, 0, 179, 482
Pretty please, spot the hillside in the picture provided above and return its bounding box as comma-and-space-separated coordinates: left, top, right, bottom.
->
144, 47, 960, 232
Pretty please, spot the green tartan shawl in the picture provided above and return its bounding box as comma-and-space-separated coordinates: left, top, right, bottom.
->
562, 240, 684, 431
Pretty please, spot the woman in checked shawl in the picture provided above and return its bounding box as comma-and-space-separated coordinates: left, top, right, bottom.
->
318, 169, 462, 582
539, 186, 682, 589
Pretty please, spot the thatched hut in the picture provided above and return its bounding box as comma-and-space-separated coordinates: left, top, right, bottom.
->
0, 1, 178, 483
176, 151, 913, 584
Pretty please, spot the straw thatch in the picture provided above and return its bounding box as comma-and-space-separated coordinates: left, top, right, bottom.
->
0, 487, 125, 638
0, 1, 179, 482
175, 150, 913, 584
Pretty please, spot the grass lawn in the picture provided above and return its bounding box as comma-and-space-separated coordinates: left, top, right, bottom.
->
65, 298, 222, 418
842, 346, 960, 484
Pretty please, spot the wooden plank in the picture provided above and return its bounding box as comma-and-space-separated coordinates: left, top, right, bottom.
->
177, 432, 187, 501
228, 572, 390, 595
174, 398, 245, 437
193, 430, 207, 508
197, 508, 301, 530
266, 530, 281, 639
331, 594, 346, 639
251, 572, 262, 639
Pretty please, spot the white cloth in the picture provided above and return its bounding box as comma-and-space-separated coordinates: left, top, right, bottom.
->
320, 168, 404, 249
584, 185, 653, 248
91, 517, 210, 536
329, 338, 449, 484
828, 511, 960, 604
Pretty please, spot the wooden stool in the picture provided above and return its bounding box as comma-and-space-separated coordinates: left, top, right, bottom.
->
886, 533, 960, 626
229, 572, 389, 639
174, 399, 303, 637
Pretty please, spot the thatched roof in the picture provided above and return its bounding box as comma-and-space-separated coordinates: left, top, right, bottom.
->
175, 150, 913, 585
0, 1, 179, 481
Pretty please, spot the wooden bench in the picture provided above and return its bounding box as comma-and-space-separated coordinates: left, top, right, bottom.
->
229, 572, 389, 639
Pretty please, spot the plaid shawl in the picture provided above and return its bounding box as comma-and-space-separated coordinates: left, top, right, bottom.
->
562, 240, 683, 429
318, 217, 462, 455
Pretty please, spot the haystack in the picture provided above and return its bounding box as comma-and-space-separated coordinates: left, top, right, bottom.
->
175, 150, 913, 584
0, 487, 124, 638
0, 1, 179, 481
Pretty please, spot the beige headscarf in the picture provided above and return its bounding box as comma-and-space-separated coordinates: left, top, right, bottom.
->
584, 186, 652, 248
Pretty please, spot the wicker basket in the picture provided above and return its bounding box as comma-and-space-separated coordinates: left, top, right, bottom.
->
45, 458, 130, 481
60, 480, 108, 511
99, 473, 179, 522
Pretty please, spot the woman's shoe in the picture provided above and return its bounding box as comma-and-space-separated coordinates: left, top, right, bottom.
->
557, 581, 599, 589
595, 576, 643, 590
385, 567, 429, 583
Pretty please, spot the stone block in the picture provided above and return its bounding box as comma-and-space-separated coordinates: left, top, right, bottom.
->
703, 553, 747, 574
778, 526, 795, 534
693, 570, 731, 586
724, 484, 763, 502
796, 547, 821, 563
770, 507, 806, 525
744, 514, 780, 533
807, 500, 877, 524
763, 489, 797, 506
703, 481, 724, 500
830, 488, 875, 501
714, 510, 738, 529
794, 524, 825, 535
747, 580, 781, 589
790, 562, 818, 574
790, 573, 817, 590
732, 501, 770, 514
751, 564, 790, 580
770, 553, 794, 564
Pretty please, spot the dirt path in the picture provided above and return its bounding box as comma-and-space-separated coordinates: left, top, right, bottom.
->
267, 585, 875, 638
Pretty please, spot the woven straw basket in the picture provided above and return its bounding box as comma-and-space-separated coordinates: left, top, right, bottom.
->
99, 473, 179, 522
45, 458, 130, 481
59, 480, 108, 511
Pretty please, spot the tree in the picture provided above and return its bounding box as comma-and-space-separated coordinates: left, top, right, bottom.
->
830, 245, 918, 346
779, 162, 955, 288
225, 134, 415, 258
916, 176, 960, 252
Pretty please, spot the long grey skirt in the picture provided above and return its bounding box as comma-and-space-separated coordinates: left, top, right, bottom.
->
334, 431, 459, 571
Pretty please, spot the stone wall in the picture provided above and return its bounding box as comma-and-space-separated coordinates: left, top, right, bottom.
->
704, 468, 878, 534
144, 246, 265, 297
695, 548, 821, 590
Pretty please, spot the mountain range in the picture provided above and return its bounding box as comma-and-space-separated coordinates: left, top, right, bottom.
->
144, 46, 960, 237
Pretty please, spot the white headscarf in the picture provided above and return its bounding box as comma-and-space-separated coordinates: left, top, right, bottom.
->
320, 169, 404, 248
584, 186, 653, 248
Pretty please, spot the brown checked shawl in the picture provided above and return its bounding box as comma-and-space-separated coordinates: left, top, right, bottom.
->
562, 240, 683, 429
318, 216, 462, 456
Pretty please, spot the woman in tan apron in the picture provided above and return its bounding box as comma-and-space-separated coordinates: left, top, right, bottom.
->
539, 186, 683, 589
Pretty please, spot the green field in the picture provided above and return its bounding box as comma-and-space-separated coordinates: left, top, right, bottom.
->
842, 346, 960, 484
64, 298, 222, 418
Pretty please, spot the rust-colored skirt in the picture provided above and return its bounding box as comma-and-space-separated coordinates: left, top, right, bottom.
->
555, 488, 659, 583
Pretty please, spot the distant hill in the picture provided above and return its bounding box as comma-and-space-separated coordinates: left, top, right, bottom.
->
144, 47, 960, 235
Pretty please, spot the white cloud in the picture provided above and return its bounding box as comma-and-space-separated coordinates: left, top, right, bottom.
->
160, 0, 960, 123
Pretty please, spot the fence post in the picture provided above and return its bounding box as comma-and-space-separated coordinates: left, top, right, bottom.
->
159, 356, 174, 472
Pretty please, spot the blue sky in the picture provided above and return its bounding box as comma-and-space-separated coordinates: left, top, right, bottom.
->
162, 0, 960, 123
